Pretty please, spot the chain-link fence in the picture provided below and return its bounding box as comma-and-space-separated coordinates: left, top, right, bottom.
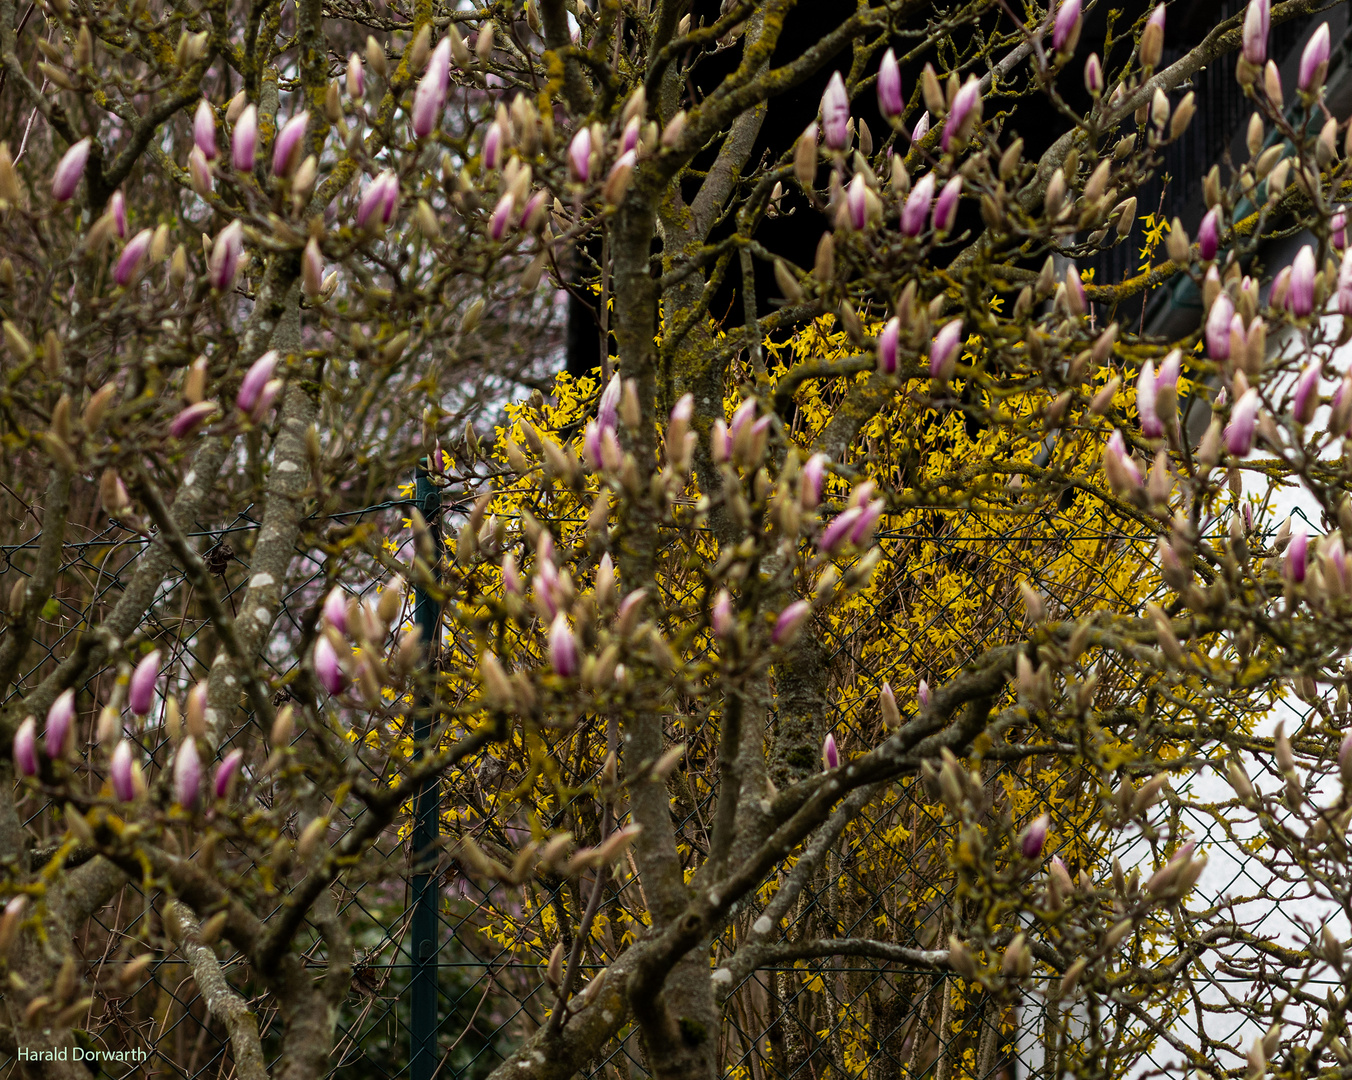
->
0, 482, 1305, 1080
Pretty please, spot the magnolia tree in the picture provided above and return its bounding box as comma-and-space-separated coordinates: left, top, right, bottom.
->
3, 0, 1352, 1076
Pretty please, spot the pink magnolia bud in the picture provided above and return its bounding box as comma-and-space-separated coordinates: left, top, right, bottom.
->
901, 172, 935, 237
597, 373, 621, 434
711, 419, 731, 463
110, 740, 137, 802
1333, 210, 1349, 251
877, 317, 900, 376
1021, 813, 1049, 858
929, 318, 963, 380
209, 220, 244, 292
1340, 730, 1352, 782
129, 650, 161, 716
1226, 388, 1260, 457
13, 717, 37, 777
109, 190, 127, 238
821, 71, 851, 151
314, 635, 347, 695
482, 123, 503, 170
1084, 53, 1103, 95
356, 171, 399, 232
1288, 245, 1316, 316
1198, 208, 1220, 261
821, 732, 839, 772
236, 349, 279, 415
1243, 0, 1269, 65
933, 176, 962, 233
711, 589, 734, 640
170, 401, 218, 440
412, 38, 452, 139
1293, 360, 1321, 425
194, 98, 218, 160
845, 172, 868, 230
941, 77, 981, 151
1205, 293, 1234, 360
114, 229, 153, 286
1298, 23, 1330, 94
568, 127, 592, 183
188, 145, 213, 196
1136, 360, 1162, 438
548, 614, 578, 677
772, 600, 811, 645
918, 679, 931, 707
272, 112, 309, 176
322, 587, 349, 633
622, 115, 641, 156
232, 104, 258, 172
877, 50, 903, 119
911, 110, 930, 144
849, 499, 885, 546
801, 452, 827, 509
1053, 0, 1081, 53
1285, 526, 1308, 583
1339, 248, 1352, 317
45, 689, 75, 759
1142, 4, 1166, 68
250, 379, 283, 423
214, 748, 244, 799
173, 738, 202, 810
347, 52, 365, 99
489, 193, 515, 241
819, 507, 864, 555
1103, 430, 1143, 494
51, 138, 92, 202
582, 421, 604, 471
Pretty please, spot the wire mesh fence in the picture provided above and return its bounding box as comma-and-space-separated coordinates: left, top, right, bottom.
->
0, 483, 1297, 1080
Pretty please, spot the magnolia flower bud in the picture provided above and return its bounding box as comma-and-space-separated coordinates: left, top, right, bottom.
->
568, 127, 592, 183
1293, 360, 1321, 425
173, 738, 202, 810
356, 171, 399, 233
110, 740, 137, 802
941, 77, 981, 151
45, 689, 75, 759
548, 614, 578, 677
114, 229, 153, 287
1103, 430, 1143, 495
1243, 0, 1269, 65
314, 635, 347, 695
901, 172, 935, 237
1288, 245, 1316, 316
933, 176, 962, 233
1140, 4, 1165, 70
236, 349, 278, 415
877, 49, 903, 119
13, 717, 37, 777
271, 112, 309, 177
129, 650, 161, 716
1053, 0, 1082, 54
209, 220, 244, 292
930, 319, 963, 380
1226, 389, 1260, 457
821, 72, 850, 151
821, 733, 839, 772
347, 52, 365, 99
1022, 814, 1049, 857
772, 600, 811, 645
232, 105, 258, 172
193, 98, 218, 160
51, 138, 91, 202
214, 748, 244, 799
1298, 22, 1330, 95
880, 683, 900, 729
